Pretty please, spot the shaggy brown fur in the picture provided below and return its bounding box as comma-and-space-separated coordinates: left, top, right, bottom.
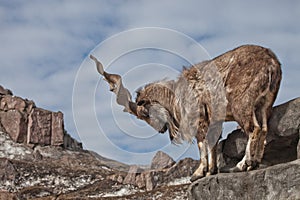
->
91, 44, 282, 181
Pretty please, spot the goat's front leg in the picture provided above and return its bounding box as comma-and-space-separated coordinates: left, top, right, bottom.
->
190, 139, 208, 182
207, 144, 217, 176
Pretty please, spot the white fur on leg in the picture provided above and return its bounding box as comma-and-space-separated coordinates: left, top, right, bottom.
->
191, 141, 208, 181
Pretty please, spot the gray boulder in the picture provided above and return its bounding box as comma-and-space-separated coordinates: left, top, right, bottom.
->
189, 159, 300, 200
268, 98, 300, 138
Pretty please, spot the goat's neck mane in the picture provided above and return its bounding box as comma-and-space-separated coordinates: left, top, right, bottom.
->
139, 80, 180, 120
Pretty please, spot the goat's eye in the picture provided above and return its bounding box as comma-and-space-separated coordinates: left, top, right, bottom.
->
137, 100, 145, 106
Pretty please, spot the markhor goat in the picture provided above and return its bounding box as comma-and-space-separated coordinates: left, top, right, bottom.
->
90, 45, 282, 181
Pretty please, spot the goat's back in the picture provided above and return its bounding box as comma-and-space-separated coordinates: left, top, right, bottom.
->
208, 45, 281, 126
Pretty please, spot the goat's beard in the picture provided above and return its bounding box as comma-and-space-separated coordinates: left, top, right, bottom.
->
148, 103, 180, 143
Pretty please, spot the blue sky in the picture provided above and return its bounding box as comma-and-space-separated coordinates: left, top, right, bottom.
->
0, 1, 299, 165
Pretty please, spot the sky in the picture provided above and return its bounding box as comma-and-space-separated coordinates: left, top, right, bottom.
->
0, 1, 299, 166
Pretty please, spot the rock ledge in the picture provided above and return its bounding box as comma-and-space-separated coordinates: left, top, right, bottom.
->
188, 159, 300, 200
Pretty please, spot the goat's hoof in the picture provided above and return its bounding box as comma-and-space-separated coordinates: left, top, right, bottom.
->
236, 159, 259, 172
207, 167, 217, 176
246, 162, 259, 171
236, 160, 248, 172
206, 171, 214, 176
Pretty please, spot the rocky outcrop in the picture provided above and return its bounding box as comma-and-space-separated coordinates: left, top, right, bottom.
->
123, 165, 144, 185
151, 151, 175, 169
118, 151, 177, 191
109, 154, 198, 192
188, 159, 300, 200
0, 85, 81, 150
0, 85, 12, 96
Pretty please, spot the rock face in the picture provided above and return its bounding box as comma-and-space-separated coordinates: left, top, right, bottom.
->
0, 85, 81, 150
189, 159, 300, 200
0, 110, 27, 143
27, 108, 53, 145
51, 111, 64, 146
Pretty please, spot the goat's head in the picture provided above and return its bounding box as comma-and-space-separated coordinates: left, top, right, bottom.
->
131, 83, 180, 142
134, 84, 172, 134
90, 55, 179, 141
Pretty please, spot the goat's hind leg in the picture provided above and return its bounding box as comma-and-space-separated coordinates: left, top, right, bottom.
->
254, 97, 271, 164
245, 95, 273, 169
236, 111, 262, 171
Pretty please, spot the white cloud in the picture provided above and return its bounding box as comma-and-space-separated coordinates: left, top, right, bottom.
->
0, 0, 299, 165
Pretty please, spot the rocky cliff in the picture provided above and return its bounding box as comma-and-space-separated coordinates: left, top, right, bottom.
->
0, 86, 81, 150
0, 85, 299, 199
